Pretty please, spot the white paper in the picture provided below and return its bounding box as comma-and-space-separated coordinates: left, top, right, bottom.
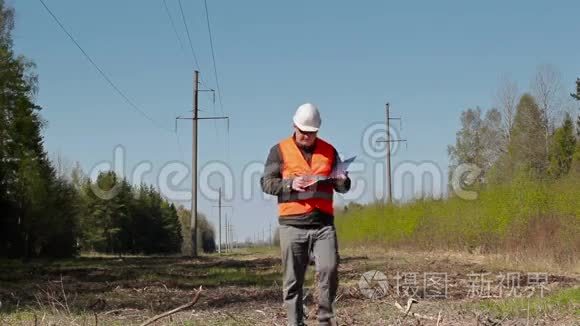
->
333, 156, 356, 176
302, 156, 356, 187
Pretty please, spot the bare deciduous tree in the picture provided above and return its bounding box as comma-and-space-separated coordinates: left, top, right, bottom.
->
51, 152, 72, 181
531, 64, 565, 143
448, 107, 504, 184
495, 75, 519, 141
481, 108, 505, 169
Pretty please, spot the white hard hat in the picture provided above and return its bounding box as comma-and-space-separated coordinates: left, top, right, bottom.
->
293, 103, 321, 132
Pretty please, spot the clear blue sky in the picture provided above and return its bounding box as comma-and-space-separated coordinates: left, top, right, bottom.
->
10, 0, 580, 242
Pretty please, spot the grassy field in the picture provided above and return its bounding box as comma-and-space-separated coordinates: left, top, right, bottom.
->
0, 247, 578, 325
474, 286, 579, 319
335, 175, 580, 269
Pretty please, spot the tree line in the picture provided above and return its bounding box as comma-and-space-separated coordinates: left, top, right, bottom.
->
0, 1, 215, 258
448, 67, 580, 186
336, 72, 579, 261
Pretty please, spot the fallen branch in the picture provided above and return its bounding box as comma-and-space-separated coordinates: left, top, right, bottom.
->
335, 288, 344, 303
404, 298, 417, 316
224, 311, 253, 326
394, 298, 436, 321
139, 286, 203, 326
103, 308, 140, 316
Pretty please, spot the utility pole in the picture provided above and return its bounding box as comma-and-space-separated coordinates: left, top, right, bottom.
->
218, 188, 222, 253
377, 103, 407, 204
191, 70, 199, 257
228, 221, 233, 251
211, 191, 231, 255
230, 225, 236, 252
224, 212, 228, 253
176, 70, 229, 257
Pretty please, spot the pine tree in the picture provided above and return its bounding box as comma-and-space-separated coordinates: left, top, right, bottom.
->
572, 78, 580, 169
548, 113, 576, 177
2, 1, 189, 257
1, 1, 79, 257
111, 178, 133, 254
177, 206, 215, 253
572, 115, 580, 173
82, 171, 124, 253
571, 78, 580, 101
159, 202, 182, 253
41, 178, 81, 257
508, 94, 548, 178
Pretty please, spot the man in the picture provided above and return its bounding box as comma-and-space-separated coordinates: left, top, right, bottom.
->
261, 103, 351, 326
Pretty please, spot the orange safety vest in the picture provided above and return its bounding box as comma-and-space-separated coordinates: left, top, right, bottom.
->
278, 136, 335, 217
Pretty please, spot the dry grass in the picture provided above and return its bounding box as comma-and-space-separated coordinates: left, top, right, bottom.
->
0, 247, 578, 325
341, 246, 580, 276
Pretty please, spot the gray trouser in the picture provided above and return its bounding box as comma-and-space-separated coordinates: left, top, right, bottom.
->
279, 224, 339, 326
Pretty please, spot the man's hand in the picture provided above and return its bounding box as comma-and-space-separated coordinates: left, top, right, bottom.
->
332, 171, 348, 184
291, 176, 309, 192
334, 171, 348, 181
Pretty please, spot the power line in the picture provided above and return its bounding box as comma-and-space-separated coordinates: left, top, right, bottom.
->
163, 0, 210, 86
173, 0, 212, 105
38, 0, 171, 133
177, 0, 200, 71
162, 0, 186, 54
161, 0, 215, 163
174, 131, 186, 162
203, 0, 230, 163
166, 0, 219, 152
203, 0, 225, 117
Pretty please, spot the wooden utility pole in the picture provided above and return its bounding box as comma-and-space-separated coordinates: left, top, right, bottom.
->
218, 188, 222, 253
224, 212, 228, 253
212, 190, 231, 255
176, 70, 229, 257
191, 70, 199, 256
230, 224, 236, 252
228, 216, 234, 251
226, 215, 234, 252
377, 103, 406, 204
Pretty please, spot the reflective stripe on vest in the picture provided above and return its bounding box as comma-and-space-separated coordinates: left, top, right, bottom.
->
278, 137, 335, 217
277, 191, 334, 203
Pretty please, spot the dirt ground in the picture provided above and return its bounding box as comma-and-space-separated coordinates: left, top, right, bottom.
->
0, 247, 578, 325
